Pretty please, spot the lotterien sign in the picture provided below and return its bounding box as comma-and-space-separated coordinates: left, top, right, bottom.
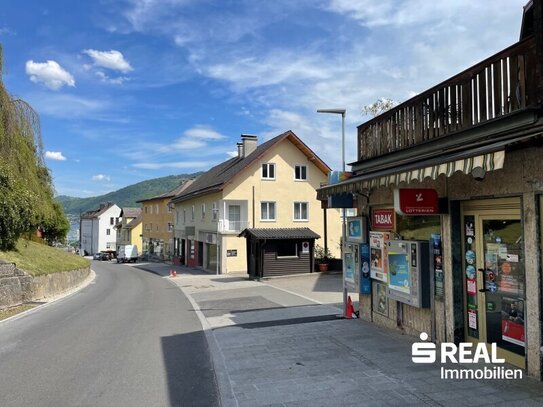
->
394, 188, 439, 215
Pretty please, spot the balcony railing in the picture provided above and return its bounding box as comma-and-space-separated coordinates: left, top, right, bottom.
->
358, 36, 538, 161
218, 220, 250, 233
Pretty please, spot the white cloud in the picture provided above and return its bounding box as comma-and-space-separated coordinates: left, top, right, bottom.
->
25, 60, 75, 90
45, 151, 67, 161
92, 174, 111, 181
83, 49, 133, 73
95, 70, 129, 84
183, 125, 226, 140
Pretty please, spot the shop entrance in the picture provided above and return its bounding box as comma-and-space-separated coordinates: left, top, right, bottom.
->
462, 198, 525, 368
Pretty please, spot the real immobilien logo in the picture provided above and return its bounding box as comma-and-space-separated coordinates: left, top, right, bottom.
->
412, 332, 523, 380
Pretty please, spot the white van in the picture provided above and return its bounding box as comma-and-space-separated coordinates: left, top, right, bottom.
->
117, 245, 138, 263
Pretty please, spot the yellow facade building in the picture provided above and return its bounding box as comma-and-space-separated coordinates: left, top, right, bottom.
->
114, 208, 143, 254
170, 131, 342, 274
137, 180, 193, 259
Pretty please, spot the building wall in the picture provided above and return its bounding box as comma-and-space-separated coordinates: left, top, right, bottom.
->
221, 141, 342, 273
97, 206, 121, 252
173, 192, 222, 270
130, 222, 143, 253
358, 146, 543, 377
141, 197, 174, 256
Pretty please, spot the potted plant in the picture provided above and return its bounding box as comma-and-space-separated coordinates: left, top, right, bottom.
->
314, 244, 333, 272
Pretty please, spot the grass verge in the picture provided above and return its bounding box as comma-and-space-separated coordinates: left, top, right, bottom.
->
0, 304, 36, 321
0, 239, 90, 276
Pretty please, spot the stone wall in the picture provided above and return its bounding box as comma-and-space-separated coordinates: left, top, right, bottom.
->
0, 261, 90, 310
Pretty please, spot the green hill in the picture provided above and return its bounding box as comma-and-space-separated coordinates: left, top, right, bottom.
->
57, 173, 201, 215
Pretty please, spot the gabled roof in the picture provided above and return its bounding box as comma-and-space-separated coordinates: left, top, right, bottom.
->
121, 207, 141, 218
137, 179, 195, 203
126, 214, 143, 228
239, 228, 320, 240
171, 130, 330, 203
81, 202, 118, 219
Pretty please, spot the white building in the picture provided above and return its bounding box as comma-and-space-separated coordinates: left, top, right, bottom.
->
80, 203, 121, 255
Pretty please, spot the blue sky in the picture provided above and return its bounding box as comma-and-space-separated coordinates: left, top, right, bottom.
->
0, 0, 529, 197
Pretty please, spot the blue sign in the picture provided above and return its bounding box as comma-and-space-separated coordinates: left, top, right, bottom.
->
360, 243, 371, 294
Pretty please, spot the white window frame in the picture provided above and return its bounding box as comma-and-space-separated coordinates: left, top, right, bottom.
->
260, 201, 276, 222
191, 205, 195, 221
294, 165, 307, 181
106, 228, 111, 235
183, 209, 186, 224
201, 203, 206, 220
293, 202, 309, 221
261, 163, 276, 180
155, 204, 159, 214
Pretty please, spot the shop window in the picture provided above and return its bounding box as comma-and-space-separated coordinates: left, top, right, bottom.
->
396, 215, 441, 240
277, 241, 298, 258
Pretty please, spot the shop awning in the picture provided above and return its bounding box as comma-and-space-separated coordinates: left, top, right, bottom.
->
317, 150, 505, 200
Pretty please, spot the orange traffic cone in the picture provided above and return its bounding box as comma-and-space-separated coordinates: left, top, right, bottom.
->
346, 296, 353, 319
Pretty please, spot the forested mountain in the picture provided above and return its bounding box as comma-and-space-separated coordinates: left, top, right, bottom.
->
57, 173, 201, 215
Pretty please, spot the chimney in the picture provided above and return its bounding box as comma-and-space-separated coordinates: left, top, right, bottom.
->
237, 142, 243, 158
241, 134, 257, 158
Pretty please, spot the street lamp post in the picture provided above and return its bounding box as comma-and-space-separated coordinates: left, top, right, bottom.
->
317, 108, 348, 317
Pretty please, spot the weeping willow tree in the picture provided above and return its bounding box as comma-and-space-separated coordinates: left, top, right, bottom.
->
0, 47, 69, 250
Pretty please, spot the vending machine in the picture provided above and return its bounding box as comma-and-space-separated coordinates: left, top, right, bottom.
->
386, 240, 430, 308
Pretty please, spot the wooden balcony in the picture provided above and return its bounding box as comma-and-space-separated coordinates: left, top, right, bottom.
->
357, 35, 540, 163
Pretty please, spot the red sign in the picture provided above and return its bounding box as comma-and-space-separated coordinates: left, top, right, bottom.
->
371, 208, 395, 230
394, 188, 439, 215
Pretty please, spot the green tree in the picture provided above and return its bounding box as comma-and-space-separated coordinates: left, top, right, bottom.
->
0, 46, 68, 249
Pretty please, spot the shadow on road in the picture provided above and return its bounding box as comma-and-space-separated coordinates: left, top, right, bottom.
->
161, 332, 220, 407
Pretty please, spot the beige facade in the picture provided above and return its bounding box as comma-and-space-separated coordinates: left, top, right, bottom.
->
173, 132, 342, 274
140, 197, 175, 258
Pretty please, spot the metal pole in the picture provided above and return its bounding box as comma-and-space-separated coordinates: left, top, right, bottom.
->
341, 112, 345, 172
341, 111, 347, 317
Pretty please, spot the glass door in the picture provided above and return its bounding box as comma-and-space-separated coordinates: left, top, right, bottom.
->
462, 199, 525, 368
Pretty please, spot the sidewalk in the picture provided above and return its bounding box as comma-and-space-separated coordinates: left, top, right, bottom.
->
132, 262, 543, 407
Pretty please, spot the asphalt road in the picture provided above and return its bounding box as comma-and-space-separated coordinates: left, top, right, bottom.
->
0, 260, 220, 407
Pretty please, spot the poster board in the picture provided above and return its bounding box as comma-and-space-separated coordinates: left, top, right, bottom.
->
369, 231, 389, 282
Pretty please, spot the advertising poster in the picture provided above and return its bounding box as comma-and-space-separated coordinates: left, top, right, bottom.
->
344, 252, 355, 289
370, 232, 388, 282
388, 252, 410, 294
347, 218, 362, 240
374, 282, 388, 316
431, 233, 444, 297
468, 309, 477, 330
360, 243, 371, 294
501, 297, 525, 347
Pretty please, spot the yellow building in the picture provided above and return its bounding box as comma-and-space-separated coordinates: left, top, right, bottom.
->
170, 131, 342, 274
114, 208, 143, 254
137, 180, 193, 260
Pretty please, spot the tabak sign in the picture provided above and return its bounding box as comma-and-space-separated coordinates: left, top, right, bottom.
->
394, 188, 439, 216
371, 208, 395, 231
